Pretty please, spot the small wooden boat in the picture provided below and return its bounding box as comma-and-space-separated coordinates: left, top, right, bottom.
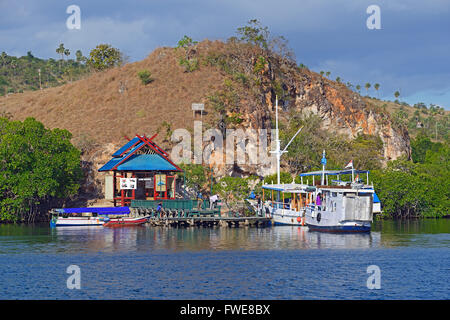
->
103, 216, 148, 227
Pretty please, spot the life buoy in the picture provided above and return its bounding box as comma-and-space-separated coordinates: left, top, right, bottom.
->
296, 217, 301, 223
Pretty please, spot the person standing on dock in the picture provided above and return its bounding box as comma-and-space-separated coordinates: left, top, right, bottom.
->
197, 192, 203, 210
157, 202, 162, 217
209, 194, 218, 209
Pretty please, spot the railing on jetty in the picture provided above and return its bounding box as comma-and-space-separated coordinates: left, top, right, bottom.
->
130, 199, 272, 227
131, 199, 221, 218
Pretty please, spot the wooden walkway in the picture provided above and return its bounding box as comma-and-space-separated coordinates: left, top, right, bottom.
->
147, 216, 272, 228
131, 199, 272, 228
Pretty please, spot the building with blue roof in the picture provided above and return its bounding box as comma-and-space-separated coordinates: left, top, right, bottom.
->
98, 134, 183, 207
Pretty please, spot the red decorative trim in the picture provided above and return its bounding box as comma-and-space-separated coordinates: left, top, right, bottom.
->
112, 141, 147, 170
137, 135, 183, 172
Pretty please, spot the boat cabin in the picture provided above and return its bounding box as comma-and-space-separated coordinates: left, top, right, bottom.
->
261, 183, 313, 211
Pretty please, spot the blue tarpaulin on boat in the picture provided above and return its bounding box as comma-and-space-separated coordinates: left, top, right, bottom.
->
55, 207, 130, 215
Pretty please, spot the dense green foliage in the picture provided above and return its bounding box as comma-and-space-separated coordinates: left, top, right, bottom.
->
0, 117, 82, 222
279, 113, 384, 174
87, 44, 123, 71
212, 176, 260, 214
0, 50, 89, 95
179, 163, 209, 192
371, 135, 449, 218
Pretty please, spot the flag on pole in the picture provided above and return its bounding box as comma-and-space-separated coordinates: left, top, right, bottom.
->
345, 160, 353, 169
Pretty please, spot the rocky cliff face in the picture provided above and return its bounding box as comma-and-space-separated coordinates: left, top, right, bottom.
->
293, 73, 411, 162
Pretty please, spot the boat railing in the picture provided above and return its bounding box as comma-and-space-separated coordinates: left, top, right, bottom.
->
268, 201, 308, 211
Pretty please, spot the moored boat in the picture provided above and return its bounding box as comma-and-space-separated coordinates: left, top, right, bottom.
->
103, 216, 148, 227
50, 207, 131, 227
302, 152, 375, 233
260, 183, 311, 226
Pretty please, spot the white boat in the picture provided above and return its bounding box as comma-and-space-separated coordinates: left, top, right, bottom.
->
301, 153, 375, 233
260, 183, 311, 226
258, 95, 307, 226
260, 97, 379, 230
50, 207, 133, 227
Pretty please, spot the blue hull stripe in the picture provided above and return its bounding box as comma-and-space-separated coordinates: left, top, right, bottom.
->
306, 224, 370, 233
273, 221, 303, 226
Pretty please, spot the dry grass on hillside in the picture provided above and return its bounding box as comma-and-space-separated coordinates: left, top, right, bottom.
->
0, 40, 228, 148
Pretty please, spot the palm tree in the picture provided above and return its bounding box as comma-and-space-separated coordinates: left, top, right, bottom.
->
56, 43, 66, 71
394, 91, 400, 99
365, 82, 371, 94
56, 43, 65, 60
320, 71, 324, 76
75, 50, 85, 63
374, 83, 380, 98
336, 77, 341, 83
326, 71, 331, 78
356, 84, 361, 94
64, 48, 70, 60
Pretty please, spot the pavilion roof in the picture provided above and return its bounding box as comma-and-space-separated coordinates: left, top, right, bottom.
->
98, 134, 182, 172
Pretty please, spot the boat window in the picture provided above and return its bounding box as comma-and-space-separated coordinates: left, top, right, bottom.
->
332, 192, 337, 197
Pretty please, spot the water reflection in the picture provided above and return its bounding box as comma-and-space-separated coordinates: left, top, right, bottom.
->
0, 219, 447, 255
47, 226, 382, 253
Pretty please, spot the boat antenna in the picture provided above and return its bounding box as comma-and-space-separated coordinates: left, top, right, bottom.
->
270, 96, 303, 185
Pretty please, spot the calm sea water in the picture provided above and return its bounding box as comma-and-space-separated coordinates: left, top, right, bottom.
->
0, 220, 448, 300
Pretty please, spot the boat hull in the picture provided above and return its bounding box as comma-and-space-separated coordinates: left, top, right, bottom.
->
103, 217, 148, 227
267, 206, 306, 226
272, 213, 305, 226
306, 223, 371, 233
51, 217, 106, 227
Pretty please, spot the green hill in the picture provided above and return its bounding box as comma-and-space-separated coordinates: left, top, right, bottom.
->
365, 97, 449, 142
0, 51, 90, 95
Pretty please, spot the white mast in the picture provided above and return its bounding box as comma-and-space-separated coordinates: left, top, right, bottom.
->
270, 96, 303, 185
271, 96, 281, 185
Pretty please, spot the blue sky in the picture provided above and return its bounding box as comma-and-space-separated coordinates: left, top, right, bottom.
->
1, 0, 449, 108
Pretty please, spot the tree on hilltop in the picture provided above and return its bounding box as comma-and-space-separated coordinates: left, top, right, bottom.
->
236, 19, 270, 50
56, 43, 66, 61
87, 44, 123, 71
374, 83, 380, 98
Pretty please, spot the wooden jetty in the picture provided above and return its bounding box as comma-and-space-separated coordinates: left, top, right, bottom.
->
131, 199, 272, 228
146, 216, 271, 228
